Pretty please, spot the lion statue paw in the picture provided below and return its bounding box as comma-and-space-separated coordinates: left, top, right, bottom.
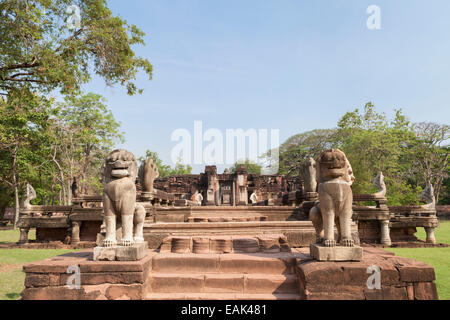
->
324, 239, 336, 247
102, 238, 117, 247
121, 238, 134, 247
340, 238, 354, 247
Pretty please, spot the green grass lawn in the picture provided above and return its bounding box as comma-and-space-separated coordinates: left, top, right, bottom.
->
385, 220, 450, 300
0, 228, 36, 245
0, 229, 73, 300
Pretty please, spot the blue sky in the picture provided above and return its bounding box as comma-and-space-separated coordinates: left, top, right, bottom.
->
85, 0, 450, 173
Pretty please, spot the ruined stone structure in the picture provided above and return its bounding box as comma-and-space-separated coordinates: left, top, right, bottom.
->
153, 165, 301, 206
19, 148, 440, 300
17, 155, 441, 250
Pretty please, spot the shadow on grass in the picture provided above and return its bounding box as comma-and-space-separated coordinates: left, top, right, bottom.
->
6, 293, 20, 300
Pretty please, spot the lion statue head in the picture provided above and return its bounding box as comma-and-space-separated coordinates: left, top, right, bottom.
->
102, 149, 138, 184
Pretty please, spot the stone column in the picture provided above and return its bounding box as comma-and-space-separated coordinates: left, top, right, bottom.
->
380, 220, 391, 246
71, 221, 81, 244
19, 228, 30, 244
425, 227, 436, 244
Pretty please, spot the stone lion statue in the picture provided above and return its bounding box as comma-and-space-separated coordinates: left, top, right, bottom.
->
309, 149, 355, 247
101, 149, 146, 247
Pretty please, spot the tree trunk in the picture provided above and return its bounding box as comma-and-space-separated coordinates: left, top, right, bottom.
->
12, 150, 20, 229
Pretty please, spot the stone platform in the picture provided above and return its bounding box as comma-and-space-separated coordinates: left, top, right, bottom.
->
143, 220, 360, 249
21, 247, 438, 300
21, 250, 156, 300
160, 234, 291, 254
297, 247, 438, 300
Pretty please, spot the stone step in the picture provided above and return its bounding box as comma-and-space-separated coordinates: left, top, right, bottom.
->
151, 252, 305, 274
148, 273, 299, 294
145, 293, 302, 300
160, 234, 291, 254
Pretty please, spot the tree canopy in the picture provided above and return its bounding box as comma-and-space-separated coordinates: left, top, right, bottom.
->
0, 0, 152, 96
263, 102, 449, 205
139, 150, 193, 178
229, 159, 262, 175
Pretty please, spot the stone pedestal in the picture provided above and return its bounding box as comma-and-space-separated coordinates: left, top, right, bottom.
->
71, 221, 81, 245
19, 227, 30, 244
310, 243, 363, 261
380, 220, 392, 246
425, 227, 436, 244
93, 242, 148, 261
297, 247, 439, 300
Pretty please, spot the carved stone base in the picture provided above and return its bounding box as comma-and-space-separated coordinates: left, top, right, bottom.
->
93, 242, 148, 261
310, 243, 363, 261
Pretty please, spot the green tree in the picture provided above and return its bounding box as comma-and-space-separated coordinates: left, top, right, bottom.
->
411, 122, 449, 202
0, 0, 151, 226
0, 0, 152, 96
139, 150, 192, 178
229, 159, 262, 174
336, 103, 422, 205
51, 92, 124, 202
0, 90, 52, 227
263, 129, 337, 176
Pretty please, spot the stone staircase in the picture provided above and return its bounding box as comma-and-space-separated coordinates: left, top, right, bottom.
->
145, 251, 304, 300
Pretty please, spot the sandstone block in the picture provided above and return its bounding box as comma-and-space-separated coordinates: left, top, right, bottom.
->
105, 284, 145, 300
192, 237, 210, 254
25, 274, 50, 288
171, 237, 191, 253
210, 236, 232, 254
159, 237, 172, 253
93, 242, 148, 261
149, 274, 204, 293
414, 282, 438, 300
219, 254, 295, 274
204, 274, 244, 293
244, 274, 298, 294
152, 254, 219, 273
310, 244, 363, 261
257, 235, 281, 253
232, 237, 259, 253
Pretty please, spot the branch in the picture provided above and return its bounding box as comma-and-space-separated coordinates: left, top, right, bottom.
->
0, 60, 40, 72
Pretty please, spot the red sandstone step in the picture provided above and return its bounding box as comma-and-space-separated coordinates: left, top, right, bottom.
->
151, 253, 303, 274
148, 273, 298, 294
145, 293, 302, 300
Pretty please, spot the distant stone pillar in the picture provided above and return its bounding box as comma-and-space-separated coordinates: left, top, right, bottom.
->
425, 227, 436, 244
19, 227, 30, 244
380, 220, 391, 246
71, 221, 81, 244
234, 165, 248, 206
